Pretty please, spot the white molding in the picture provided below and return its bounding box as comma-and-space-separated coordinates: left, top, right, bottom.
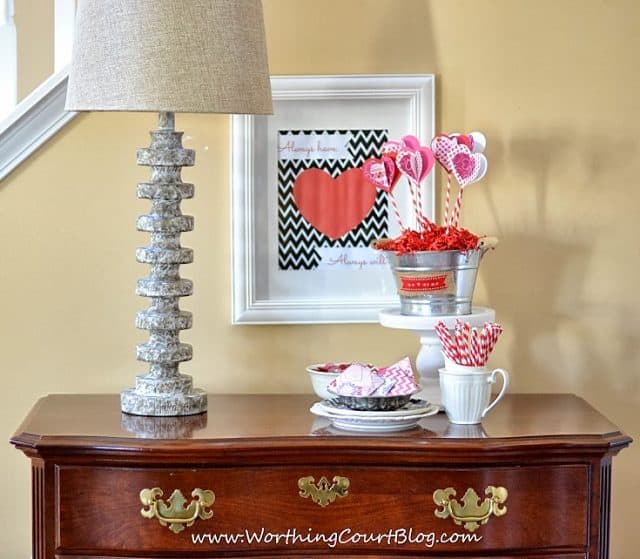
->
54, 0, 76, 72
231, 74, 435, 324
0, 67, 77, 181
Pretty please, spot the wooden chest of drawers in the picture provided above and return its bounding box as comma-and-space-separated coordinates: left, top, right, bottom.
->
11, 394, 631, 558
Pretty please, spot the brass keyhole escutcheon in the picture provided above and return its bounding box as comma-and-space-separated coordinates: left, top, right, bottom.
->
298, 476, 350, 507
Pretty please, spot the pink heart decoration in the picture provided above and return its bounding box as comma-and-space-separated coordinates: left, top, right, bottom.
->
362, 156, 399, 192
396, 147, 435, 183
381, 140, 403, 159
401, 135, 422, 150
431, 134, 458, 172
446, 145, 488, 187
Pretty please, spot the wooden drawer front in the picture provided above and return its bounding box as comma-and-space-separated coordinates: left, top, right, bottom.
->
56, 464, 589, 556
55, 554, 588, 559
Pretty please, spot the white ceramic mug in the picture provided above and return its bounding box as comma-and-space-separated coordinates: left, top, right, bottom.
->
438, 366, 509, 425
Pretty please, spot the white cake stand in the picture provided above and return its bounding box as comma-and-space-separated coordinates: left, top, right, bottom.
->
379, 307, 496, 408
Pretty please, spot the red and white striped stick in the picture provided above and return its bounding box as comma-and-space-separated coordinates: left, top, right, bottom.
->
449, 184, 466, 229
443, 173, 452, 229
406, 179, 422, 232
389, 192, 404, 231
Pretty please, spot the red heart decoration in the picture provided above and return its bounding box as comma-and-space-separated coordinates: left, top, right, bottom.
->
362, 156, 399, 192
454, 134, 474, 150
396, 147, 435, 183
293, 168, 377, 241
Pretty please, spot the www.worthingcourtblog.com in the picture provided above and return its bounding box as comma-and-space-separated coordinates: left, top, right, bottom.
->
191, 527, 482, 548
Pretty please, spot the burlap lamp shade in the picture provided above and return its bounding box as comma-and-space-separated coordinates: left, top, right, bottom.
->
66, 0, 272, 114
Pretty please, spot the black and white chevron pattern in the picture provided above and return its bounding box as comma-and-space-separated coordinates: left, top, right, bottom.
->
278, 129, 389, 270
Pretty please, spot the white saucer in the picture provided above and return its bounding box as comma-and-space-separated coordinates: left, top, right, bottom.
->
318, 398, 433, 417
310, 400, 439, 432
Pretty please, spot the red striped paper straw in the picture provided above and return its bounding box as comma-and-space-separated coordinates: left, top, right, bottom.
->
470, 327, 482, 366
435, 321, 459, 363
480, 325, 490, 365
487, 323, 503, 355
455, 320, 470, 366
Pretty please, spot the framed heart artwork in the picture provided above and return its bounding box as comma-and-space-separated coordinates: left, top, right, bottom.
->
231, 74, 434, 323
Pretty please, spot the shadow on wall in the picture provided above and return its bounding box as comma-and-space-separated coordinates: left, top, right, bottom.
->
483, 232, 591, 387
481, 127, 639, 406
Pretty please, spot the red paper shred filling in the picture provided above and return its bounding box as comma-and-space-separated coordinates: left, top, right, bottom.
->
373, 225, 480, 254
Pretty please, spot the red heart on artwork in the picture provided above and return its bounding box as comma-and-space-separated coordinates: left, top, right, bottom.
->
362, 156, 399, 192
293, 168, 377, 240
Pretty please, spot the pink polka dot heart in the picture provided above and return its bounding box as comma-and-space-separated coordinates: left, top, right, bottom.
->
432, 135, 487, 187
431, 134, 458, 172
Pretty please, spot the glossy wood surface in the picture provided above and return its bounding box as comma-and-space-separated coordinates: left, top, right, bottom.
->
10, 394, 632, 559
11, 393, 629, 444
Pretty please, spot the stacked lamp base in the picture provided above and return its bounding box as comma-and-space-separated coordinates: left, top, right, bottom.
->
121, 112, 207, 416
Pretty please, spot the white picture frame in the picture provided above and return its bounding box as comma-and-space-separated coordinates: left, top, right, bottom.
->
231, 74, 435, 324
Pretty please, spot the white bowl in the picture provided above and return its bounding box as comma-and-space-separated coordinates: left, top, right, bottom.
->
306, 364, 341, 400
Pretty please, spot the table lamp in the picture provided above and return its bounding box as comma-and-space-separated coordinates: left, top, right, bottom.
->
65, 0, 272, 416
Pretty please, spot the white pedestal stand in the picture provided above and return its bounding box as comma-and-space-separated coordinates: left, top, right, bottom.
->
379, 307, 495, 408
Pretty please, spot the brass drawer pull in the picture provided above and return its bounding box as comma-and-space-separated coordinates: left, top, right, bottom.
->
433, 486, 508, 532
298, 476, 349, 507
140, 487, 215, 534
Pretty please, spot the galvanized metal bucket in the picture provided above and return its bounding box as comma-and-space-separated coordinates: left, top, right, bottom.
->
382, 237, 497, 316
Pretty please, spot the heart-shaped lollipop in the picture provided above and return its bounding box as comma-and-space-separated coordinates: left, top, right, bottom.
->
362, 156, 399, 192
396, 147, 435, 183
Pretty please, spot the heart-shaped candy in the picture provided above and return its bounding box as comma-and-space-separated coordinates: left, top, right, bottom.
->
447, 145, 488, 187
396, 147, 435, 183
431, 134, 458, 172
362, 156, 399, 192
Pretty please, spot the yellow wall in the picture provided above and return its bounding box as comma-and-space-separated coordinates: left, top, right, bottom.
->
2, 0, 639, 556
